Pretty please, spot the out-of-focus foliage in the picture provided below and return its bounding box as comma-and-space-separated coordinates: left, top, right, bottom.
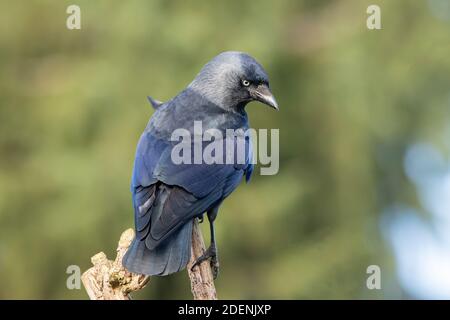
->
1, 0, 449, 299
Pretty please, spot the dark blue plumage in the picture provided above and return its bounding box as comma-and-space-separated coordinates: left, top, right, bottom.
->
123, 51, 277, 277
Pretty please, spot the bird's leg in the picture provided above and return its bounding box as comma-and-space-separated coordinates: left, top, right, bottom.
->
191, 206, 220, 278
208, 219, 219, 278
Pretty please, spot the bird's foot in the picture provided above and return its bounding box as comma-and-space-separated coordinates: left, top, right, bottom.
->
191, 245, 219, 279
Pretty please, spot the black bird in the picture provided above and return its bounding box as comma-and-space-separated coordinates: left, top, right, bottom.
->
123, 51, 278, 278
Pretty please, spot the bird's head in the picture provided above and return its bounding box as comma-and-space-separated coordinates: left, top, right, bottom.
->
189, 51, 278, 111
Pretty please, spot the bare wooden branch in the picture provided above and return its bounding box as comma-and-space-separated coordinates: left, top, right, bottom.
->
187, 219, 218, 300
82, 219, 217, 300
81, 229, 149, 300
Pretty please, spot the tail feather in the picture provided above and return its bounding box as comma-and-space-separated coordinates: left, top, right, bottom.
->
123, 219, 193, 276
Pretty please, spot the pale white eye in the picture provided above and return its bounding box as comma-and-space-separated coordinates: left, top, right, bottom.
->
242, 79, 250, 87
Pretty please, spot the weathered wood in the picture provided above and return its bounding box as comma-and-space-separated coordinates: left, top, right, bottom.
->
82, 219, 217, 300
187, 219, 218, 300
81, 229, 149, 300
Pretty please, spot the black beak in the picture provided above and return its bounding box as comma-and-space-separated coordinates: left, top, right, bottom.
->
251, 84, 279, 110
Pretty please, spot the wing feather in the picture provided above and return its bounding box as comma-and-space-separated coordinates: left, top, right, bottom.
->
131, 130, 253, 249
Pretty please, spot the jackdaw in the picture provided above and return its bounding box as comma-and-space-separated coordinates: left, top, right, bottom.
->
123, 51, 278, 278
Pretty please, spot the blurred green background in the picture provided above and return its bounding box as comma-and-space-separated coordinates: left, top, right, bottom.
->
1, 0, 450, 299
